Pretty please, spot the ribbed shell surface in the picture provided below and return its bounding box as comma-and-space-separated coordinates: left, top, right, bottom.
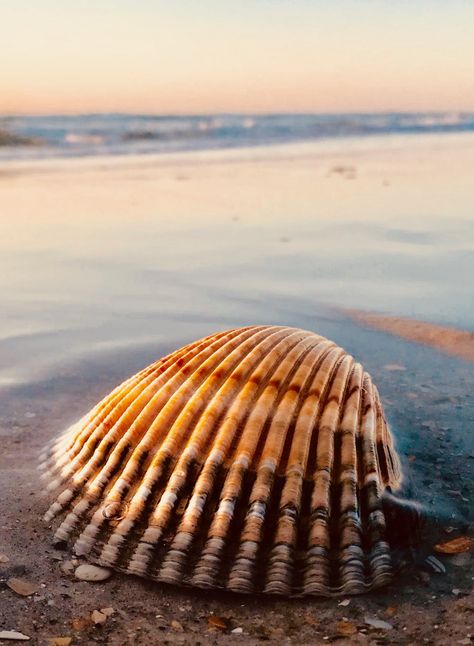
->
40, 325, 401, 597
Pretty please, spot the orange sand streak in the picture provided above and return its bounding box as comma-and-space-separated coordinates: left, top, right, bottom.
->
345, 310, 474, 363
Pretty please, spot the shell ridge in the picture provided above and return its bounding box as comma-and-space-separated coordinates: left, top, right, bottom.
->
366, 380, 392, 588
357, 376, 392, 591
112, 327, 293, 575
191, 334, 321, 590
68, 327, 271, 553
264, 342, 346, 594
49, 333, 208, 457
275, 342, 337, 477
332, 363, 365, 593
149, 329, 311, 583
70, 329, 244, 486
293, 342, 349, 588
43, 331, 234, 525
226, 340, 324, 592
47, 328, 259, 534
288, 349, 351, 594
76, 327, 276, 556
66, 328, 244, 452
248, 339, 322, 473
207, 342, 340, 596
303, 354, 354, 594
220, 331, 315, 472
42, 333, 212, 479
373, 385, 401, 488
327, 361, 361, 593
61, 329, 240, 468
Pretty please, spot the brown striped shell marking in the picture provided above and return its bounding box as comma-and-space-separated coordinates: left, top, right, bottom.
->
40, 325, 402, 597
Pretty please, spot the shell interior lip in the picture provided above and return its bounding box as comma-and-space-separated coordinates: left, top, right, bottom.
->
41, 325, 403, 597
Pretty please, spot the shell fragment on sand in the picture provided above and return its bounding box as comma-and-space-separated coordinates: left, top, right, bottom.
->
0, 632, 30, 642
6, 578, 39, 597
434, 536, 473, 554
41, 325, 402, 597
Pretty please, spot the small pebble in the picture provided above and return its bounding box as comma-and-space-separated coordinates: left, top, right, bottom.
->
336, 620, 357, 636
71, 616, 92, 631
7, 578, 39, 597
60, 561, 75, 575
231, 627, 243, 634
364, 617, 393, 631
74, 564, 111, 582
91, 609, 107, 625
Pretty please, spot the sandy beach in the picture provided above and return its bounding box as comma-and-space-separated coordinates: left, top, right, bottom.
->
1, 134, 473, 644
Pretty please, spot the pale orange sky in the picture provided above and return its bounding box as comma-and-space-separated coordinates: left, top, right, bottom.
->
1, 1, 474, 115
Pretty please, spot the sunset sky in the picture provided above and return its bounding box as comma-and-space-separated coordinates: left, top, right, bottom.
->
1, 1, 474, 115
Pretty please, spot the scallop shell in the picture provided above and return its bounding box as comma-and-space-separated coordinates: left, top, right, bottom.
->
40, 325, 402, 596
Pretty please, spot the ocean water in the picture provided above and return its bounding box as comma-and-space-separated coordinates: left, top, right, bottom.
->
2, 111, 474, 160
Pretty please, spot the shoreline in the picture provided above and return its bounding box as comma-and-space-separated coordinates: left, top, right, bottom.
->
2, 130, 474, 176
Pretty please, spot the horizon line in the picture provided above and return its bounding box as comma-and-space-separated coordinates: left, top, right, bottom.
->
2, 108, 473, 119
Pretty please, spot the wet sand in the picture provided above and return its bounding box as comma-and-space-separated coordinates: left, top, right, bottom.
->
1, 136, 473, 643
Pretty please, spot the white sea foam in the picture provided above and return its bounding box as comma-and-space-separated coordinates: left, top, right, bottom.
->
1, 112, 474, 162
